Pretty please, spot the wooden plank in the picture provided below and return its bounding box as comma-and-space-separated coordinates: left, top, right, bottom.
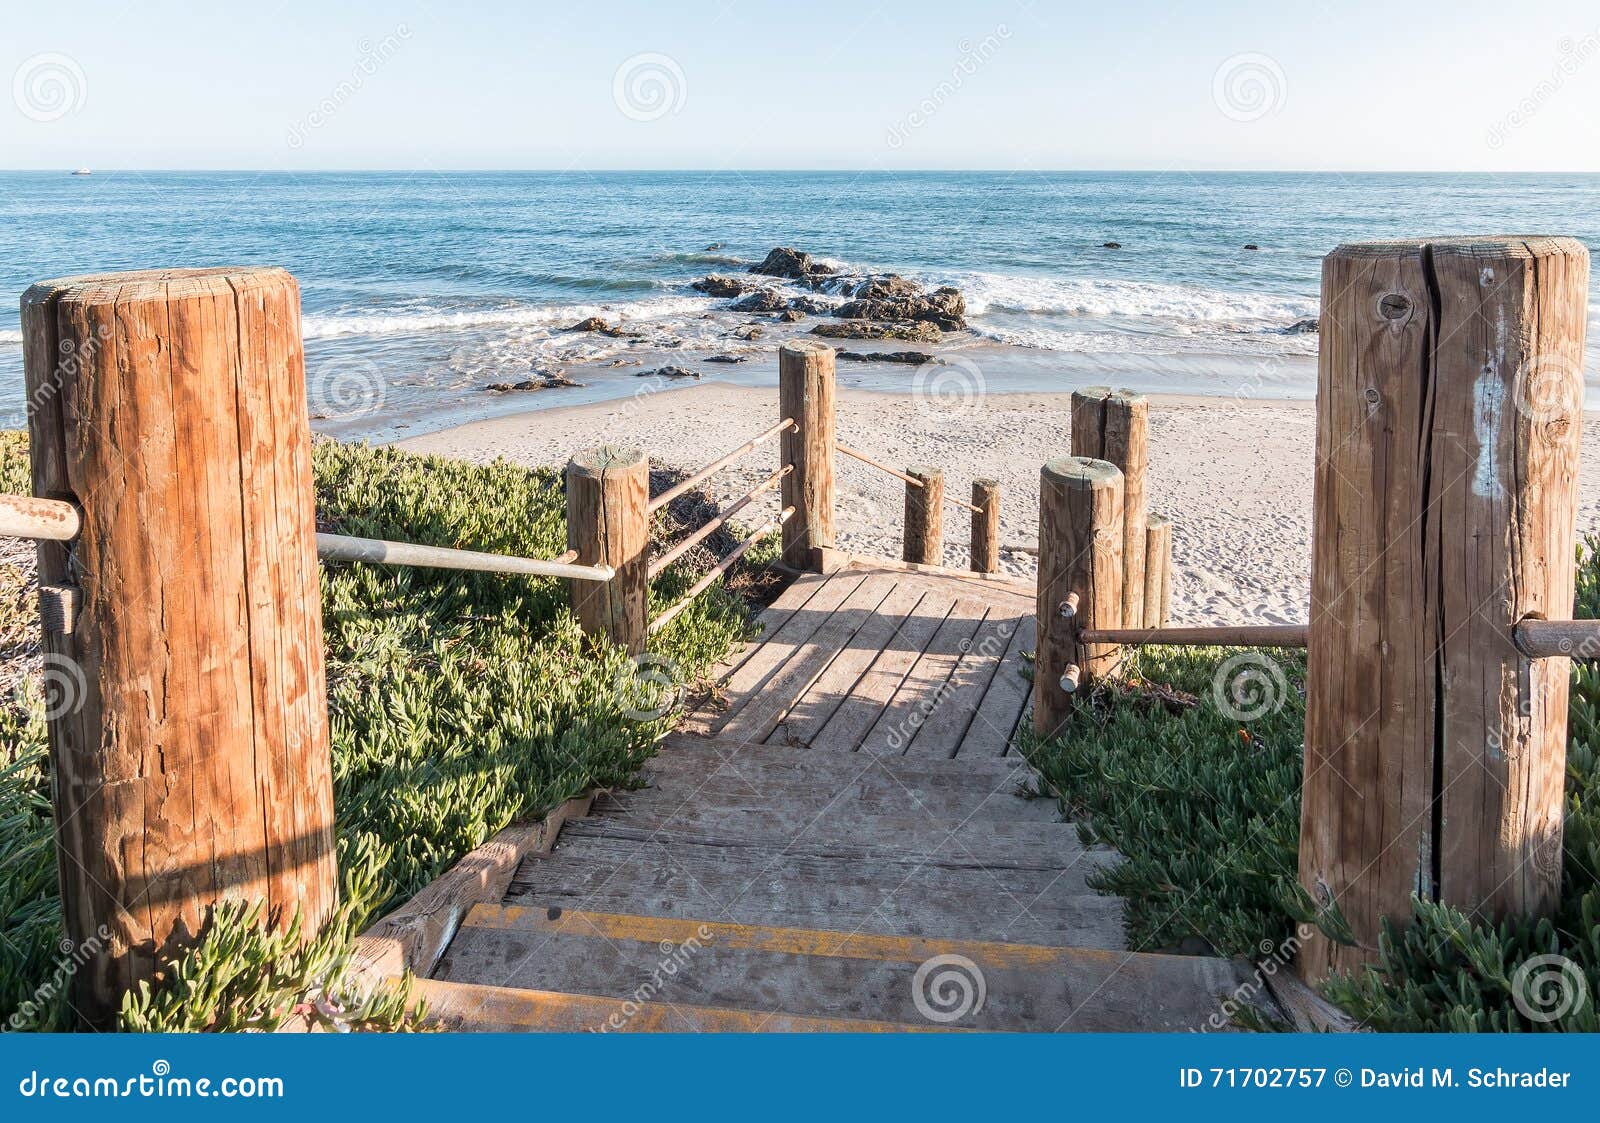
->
808, 588, 959, 752
412, 977, 948, 1033
767, 580, 929, 746
507, 834, 1126, 948
846, 553, 1036, 599
962, 614, 1036, 758
709, 569, 870, 728
857, 598, 989, 756
903, 605, 1023, 758
436, 912, 1270, 1031
716, 573, 896, 745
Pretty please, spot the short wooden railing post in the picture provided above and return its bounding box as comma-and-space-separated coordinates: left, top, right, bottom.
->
1034, 456, 1124, 739
970, 479, 1000, 574
21, 268, 337, 1029
1071, 387, 1149, 627
903, 465, 943, 565
1142, 515, 1172, 629
566, 445, 649, 654
778, 341, 837, 571
1298, 236, 1588, 981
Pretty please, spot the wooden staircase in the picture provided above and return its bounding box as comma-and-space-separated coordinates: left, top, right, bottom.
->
413, 561, 1287, 1031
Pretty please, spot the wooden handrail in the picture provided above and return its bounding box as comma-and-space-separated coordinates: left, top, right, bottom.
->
1077, 624, 1308, 647
0, 494, 82, 542
649, 508, 792, 634
648, 418, 796, 514
836, 443, 983, 513
648, 464, 792, 580
316, 532, 614, 582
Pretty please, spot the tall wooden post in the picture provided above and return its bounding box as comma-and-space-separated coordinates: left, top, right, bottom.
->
903, 465, 943, 565
1034, 457, 1123, 739
1071, 387, 1149, 627
970, 479, 1000, 574
778, 341, 837, 571
1298, 237, 1588, 980
566, 445, 649, 654
1142, 515, 1172, 629
21, 268, 336, 1029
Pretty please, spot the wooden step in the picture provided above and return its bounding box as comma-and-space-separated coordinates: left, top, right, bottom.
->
412, 977, 950, 1033
564, 808, 1111, 870
433, 907, 1279, 1032
648, 732, 1047, 788
507, 832, 1125, 948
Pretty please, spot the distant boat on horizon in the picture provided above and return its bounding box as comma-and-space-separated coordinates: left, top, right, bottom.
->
71, 168, 91, 176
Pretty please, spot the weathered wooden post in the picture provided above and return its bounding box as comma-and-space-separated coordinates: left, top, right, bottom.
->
21, 268, 337, 1028
903, 465, 943, 565
1071, 387, 1149, 627
1298, 237, 1588, 980
970, 479, 1000, 573
1142, 515, 1172, 629
566, 445, 649, 654
1034, 457, 1123, 738
778, 341, 837, 571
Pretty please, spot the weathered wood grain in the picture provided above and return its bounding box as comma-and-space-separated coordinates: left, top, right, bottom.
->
902, 464, 944, 565
566, 445, 649, 653
778, 341, 837, 570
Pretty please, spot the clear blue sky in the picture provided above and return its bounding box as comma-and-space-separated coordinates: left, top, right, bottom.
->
3, 0, 1598, 171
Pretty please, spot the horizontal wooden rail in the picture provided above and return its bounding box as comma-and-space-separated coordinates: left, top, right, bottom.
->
1515, 618, 1600, 659
649, 507, 793, 634
648, 465, 792, 580
316, 532, 614, 582
1077, 624, 1309, 647
0, 494, 82, 541
648, 418, 795, 514
836, 443, 982, 513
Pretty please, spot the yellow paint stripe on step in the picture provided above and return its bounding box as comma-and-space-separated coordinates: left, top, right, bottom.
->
464, 904, 1133, 970
413, 978, 955, 1033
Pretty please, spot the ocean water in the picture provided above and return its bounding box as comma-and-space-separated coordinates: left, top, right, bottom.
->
1, 170, 1597, 437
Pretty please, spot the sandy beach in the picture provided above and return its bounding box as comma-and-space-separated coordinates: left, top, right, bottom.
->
397, 385, 1600, 626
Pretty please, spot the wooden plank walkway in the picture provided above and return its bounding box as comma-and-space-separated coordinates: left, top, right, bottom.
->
418, 558, 1287, 1032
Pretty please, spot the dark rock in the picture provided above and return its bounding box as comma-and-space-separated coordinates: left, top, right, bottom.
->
777, 309, 805, 323
1244, 243, 1260, 251
788, 296, 836, 315
836, 285, 965, 331
637, 365, 701, 380
486, 371, 583, 391
849, 273, 921, 301
568, 316, 610, 331
733, 325, 764, 341
749, 246, 836, 279
1284, 318, 1319, 334
1102, 241, 1122, 249
702, 242, 722, 251
730, 288, 788, 313
812, 320, 943, 343
704, 353, 749, 363
692, 273, 755, 297
836, 350, 934, 364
